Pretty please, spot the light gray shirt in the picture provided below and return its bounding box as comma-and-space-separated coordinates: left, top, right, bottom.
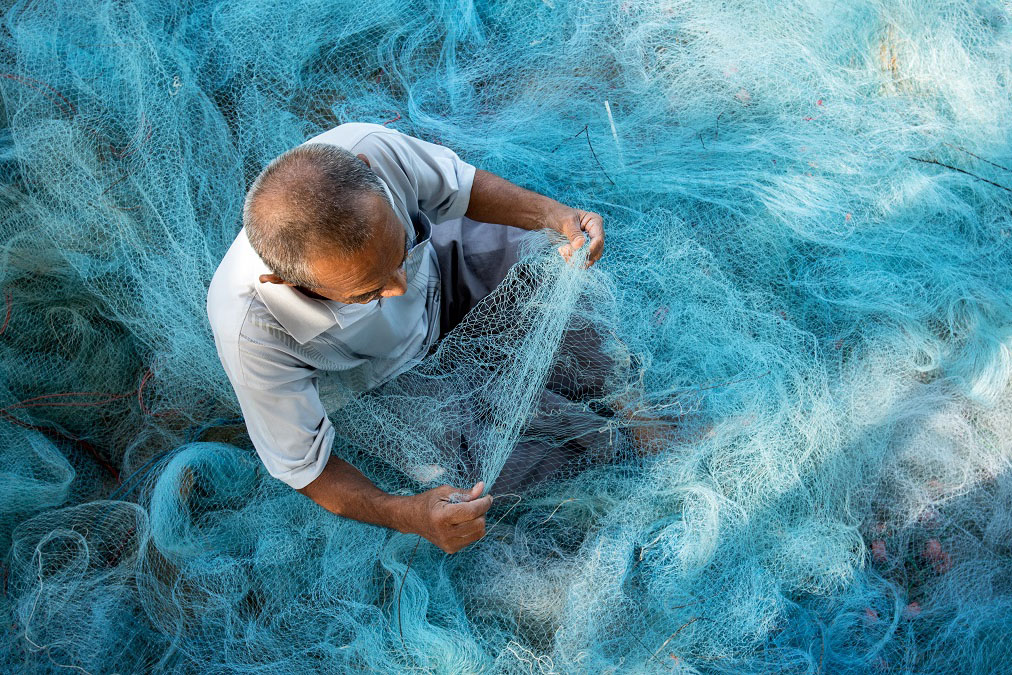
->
207, 123, 477, 488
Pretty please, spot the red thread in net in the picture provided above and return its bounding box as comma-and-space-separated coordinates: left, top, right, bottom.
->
109, 116, 154, 159
0, 290, 11, 336
0, 73, 76, 116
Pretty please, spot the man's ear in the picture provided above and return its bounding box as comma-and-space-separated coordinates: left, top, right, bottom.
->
259, 273, 295, 286
356, 153, 371, 168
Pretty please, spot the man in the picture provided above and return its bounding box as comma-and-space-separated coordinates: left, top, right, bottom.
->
208, 122, 605, 555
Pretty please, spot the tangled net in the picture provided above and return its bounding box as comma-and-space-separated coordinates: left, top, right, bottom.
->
2, 0, 1011, 672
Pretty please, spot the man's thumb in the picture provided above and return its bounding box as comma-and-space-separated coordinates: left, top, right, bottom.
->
564, 221, 586, 250
469, 481, 485, 500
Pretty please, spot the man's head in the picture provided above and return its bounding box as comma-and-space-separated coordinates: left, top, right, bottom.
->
244, 143, 410, 304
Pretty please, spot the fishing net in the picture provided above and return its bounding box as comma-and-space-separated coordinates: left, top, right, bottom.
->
2, 0, 1011, 671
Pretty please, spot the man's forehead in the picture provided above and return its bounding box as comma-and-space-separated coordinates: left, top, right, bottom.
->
309, 206, 405, 291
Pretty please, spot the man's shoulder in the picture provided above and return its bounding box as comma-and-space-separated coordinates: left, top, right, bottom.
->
209, 228, 258, 318
304, 122, 402, 151
206, 229, 269, 371
208, 229, 321, 386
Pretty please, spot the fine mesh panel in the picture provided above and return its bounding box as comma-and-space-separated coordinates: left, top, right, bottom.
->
2, 0, 1012, 672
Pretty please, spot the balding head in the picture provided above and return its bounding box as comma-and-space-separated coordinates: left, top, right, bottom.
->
243, 143, 388, 287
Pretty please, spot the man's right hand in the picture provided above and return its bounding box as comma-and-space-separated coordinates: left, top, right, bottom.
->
295, 458, 493, 555
408, 481, 492, 554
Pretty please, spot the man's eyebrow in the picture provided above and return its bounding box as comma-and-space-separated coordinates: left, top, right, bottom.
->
345, 290, 381, 303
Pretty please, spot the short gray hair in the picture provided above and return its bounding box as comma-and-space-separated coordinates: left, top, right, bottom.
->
243, 143, 387, 287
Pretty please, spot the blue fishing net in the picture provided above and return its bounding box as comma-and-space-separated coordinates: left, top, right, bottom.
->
2, 0, 1011, 671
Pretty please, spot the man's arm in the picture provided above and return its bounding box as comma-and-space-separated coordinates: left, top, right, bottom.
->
465, 168, 605, 266
352, 129, 604, 265
221, 357, 491, 555
297, 457, 492, 554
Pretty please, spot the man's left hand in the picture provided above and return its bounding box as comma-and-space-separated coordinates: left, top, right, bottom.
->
550, 207, 605, 268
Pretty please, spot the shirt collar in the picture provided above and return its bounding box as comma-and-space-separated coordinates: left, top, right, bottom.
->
256, 278, 342, 344
251, 181, 420, 345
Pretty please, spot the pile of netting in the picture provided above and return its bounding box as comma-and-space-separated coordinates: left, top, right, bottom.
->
2, 0, 1011, 671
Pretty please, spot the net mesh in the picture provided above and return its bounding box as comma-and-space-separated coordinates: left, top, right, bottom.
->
2, 0, 1012, 672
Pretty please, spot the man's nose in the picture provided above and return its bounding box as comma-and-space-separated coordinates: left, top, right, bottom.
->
380, 267, 407, 297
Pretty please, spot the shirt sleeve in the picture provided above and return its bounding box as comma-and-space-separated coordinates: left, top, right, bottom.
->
354, 129, 477, 224
229, 368, 335, 490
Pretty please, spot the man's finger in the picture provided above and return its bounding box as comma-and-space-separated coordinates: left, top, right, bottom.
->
451, 517, 486, 539
582, 217, 605, 265
586, 235, 604, 264
445, 495, 492, 524
449, 529, 485, 548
